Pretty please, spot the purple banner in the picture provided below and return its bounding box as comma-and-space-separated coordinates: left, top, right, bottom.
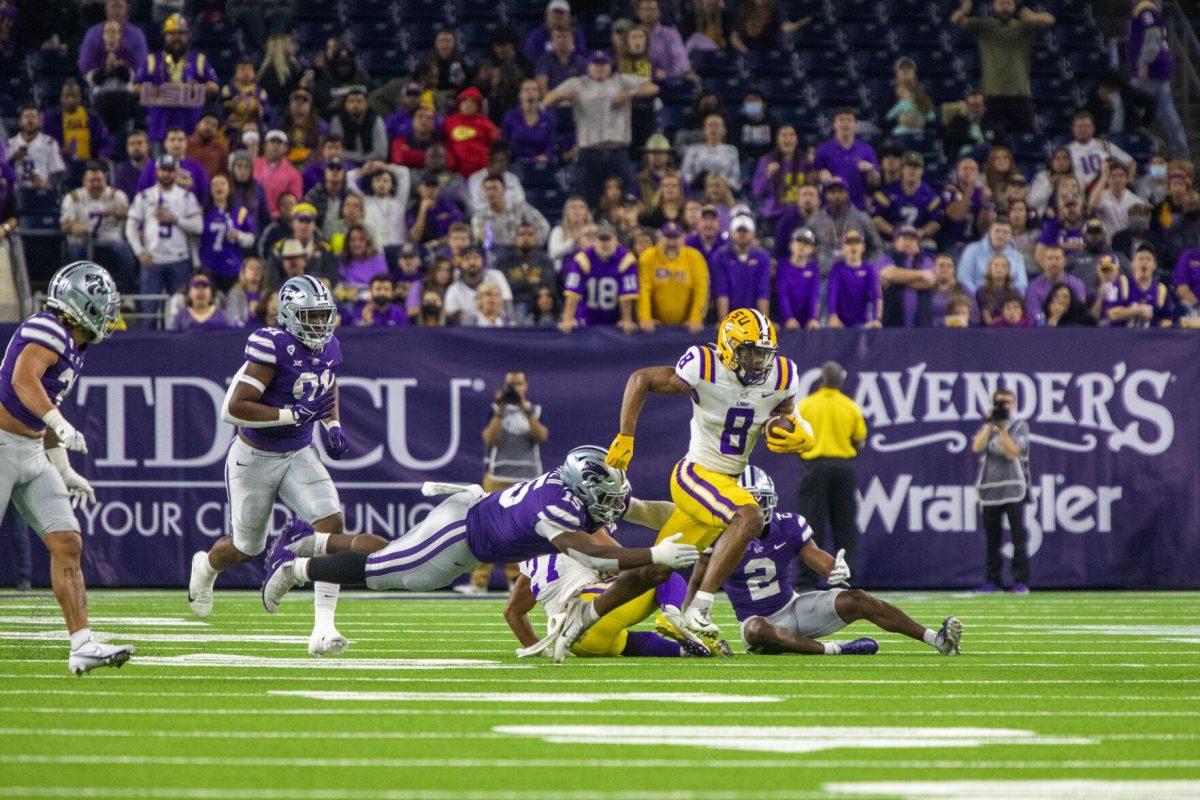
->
3, 327, 1198, 589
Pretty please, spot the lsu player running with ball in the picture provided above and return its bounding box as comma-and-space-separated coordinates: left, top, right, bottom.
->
595, 308, 815, 650
0, 262, 134, 674
188, 275, 379, 656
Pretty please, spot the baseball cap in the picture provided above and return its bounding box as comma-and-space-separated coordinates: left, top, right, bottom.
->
241, 129, 260, 145
188, 273, 212, 288
292, 203, 318, 220
1085, 218, 1105, 233
896, 223, 919, 238
660, 222, 683, 238
265, 129, 288, 144
700, 204, 719, 217
156, 154, 178, 170
902, 151, 924, 168
398, 243, 421, 259
621, 193, 640, 206
824, 176, 847, 190
730, 215, 755, 233
460, 243, 483, 257
280, 239, 306, 258
547, 0, 570, 11
1135, 242, 1157, 256
791, 227, 816, 244
596, 222, 617, 239
644, 133, 671, 152
420, 173, 441, 188
457, 86, 484, 104
325, 157, 345, 170
843, 230, 865, 243
404, 81, 423, 96
589, 50, 612, 66
290, 88, 312, 101
162, 13, 188, 33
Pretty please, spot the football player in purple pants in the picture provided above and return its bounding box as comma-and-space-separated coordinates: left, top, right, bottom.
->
188, 275, 382, 656
0, 261, 134, 674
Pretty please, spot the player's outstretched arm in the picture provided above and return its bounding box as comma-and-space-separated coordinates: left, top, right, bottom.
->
622, 498, 675, 530
503, 575, 540, 648
798, 541, 850, 585
552, 530, 698, 572
607, 367, 691, 469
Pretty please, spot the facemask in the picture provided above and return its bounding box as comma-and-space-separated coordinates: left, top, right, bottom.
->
1150, 163, 1167, 180
743, 102, 763, 118
372, 295, 391, 307
421, 303, 441, 317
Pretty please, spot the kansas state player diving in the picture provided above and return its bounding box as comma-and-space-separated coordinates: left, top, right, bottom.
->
188, 275, 377, 656
718, 467, 961, 656
260, 446, 700, 659
600, 308, 815, 651
0, 261, 134, 674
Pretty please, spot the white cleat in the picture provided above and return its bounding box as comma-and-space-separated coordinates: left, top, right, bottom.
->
261, 557, 301, 614
187, 551, 215, 618
308, 626, 349, 657
69, 638, 136, 675
682, 604, 721, 639
935, 616, 963, 655
452, 583, 487, 596
553, 598, 592, 663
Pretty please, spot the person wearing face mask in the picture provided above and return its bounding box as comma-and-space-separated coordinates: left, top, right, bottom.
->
1135, 156, 1170, 206
357, 274, 408, 327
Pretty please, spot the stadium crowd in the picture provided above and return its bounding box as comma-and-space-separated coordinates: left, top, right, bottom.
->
1, 0, 1198, 331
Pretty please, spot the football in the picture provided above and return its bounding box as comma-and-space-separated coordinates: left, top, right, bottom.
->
765, 414, 795, 437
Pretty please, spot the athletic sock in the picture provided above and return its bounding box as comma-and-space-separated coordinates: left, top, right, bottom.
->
922, 628, 938, 647
312, 533, 330, 556
622, 631, 682, 657
69, 628, 92, 650
655, 572, 687, 610
823, 641, 842, 655
313, 581, 339, 627
197, 553, 219, 582
582, 602, 600, 626
291, 558, 311, 583
690, 591, 715, 614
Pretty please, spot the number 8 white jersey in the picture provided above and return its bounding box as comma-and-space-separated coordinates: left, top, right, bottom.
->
673, 345, 799, 476
519, 553, 607, 620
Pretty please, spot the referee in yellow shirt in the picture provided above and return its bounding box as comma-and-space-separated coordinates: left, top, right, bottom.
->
797, 361, 867, 585
636, 223, 709, 334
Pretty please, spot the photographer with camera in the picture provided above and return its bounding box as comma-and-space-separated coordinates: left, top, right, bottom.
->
971, 388, 1032, 594
455, 372, 550, 595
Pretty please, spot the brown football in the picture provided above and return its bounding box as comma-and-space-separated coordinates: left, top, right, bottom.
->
766, 414, 794, 437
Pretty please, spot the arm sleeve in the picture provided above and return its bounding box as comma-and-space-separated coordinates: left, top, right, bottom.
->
124, 194, 144, 254
852, 406, 867, 442
826, 268, 840, 313
176, 193, 204, 235
533, 491, 589, 540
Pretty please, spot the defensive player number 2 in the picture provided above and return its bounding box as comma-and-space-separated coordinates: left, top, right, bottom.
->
744, 557, 781, 601
719, 408, 756, 455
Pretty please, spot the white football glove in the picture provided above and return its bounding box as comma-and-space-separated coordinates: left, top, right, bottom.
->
43, 408, 87, 454
682, 604, 720, 637
650, 533, 700, 569
828, 548, 851, 586
46, 446, 96, 508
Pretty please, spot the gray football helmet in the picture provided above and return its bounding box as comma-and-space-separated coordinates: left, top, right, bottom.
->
45, 261, 120, 342
278, 275, 337, 350
559, 445, 631, 525
738, 465, 777, 525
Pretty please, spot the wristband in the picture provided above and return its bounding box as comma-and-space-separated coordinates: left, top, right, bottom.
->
42, 408, 68, 428
45, 445, 70, 471
691, 590, 715, 612
278, 407, 298, 425
322, 419, 342, 431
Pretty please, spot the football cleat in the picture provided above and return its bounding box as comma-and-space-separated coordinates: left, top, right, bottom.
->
187, 551, 215, 618
277, 517, 317, 556
452, 583, 487, 596
837, 637, 879, 656
308, 626, 349, 656
682, 604, 721, 638
553, 598, 592, 663
1010, 583, 1030, 594
261, 556, 302, 614
935, 616, 963, 656
973, 582, 1000, 593
69, 638, 136, 675
654, 611, 712, 658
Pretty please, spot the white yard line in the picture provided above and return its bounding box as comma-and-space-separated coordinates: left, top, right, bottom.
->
0, 788, 830, 800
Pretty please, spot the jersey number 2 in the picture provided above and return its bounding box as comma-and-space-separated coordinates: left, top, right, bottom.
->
743, 557, 781, 601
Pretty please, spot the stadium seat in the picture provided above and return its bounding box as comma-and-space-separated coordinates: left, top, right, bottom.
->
1032, 77, 1078, 108
807, 77, 866, 111
835, 0, 885, 24
398, 0, 450, 20
1009, 132, 1051, 165
526, 187, 564, 224
346, 0, 397, 21
25, 50, 74, 78
851, 52, 897, 80
841, 21, 893, 52
350, 20, 401, 48
295, 21, 343, 51
744, 49, 798, 79
782, 0, 830, 20
702, 76, 746, 105
692, 50, 743, 79
759, 76, 806, 106
403, 21, 444, 51
18, 187, 60, 216
515, 161, 561, 190
1108, 132, 1157, 165
925, 74, 968, 104
359, 46, 412, 80
0, 73, 33, 109
63, 160, 90, 192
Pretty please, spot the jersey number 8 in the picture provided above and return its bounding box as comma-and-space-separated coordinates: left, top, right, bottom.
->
719, 408, 756, 456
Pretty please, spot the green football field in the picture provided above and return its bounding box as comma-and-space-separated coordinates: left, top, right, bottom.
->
1, 589, 1198, 800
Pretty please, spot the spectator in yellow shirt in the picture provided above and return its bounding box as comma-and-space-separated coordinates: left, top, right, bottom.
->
636, 222, 709, 334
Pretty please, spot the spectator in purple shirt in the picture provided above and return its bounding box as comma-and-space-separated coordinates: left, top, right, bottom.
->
173, 272, 235, 332
112, 129, 151, 201
772, 184, 821, 262
1129, 0, 1187, 160
752, 125, 811, 224
872, 152, 943, 243
134, 14, 221, 142
635, 0, 693, 81
524, 0, 588, 65
409, 174, 465, 245
777, 228, 822, 329
339, 225, 390, 288
711, 215, 771, 317
137, 127, 210, 204
684, 204, 728, 264
813, 109, 880, 210
78, 0, 148, 75
503, 80, 558, 165
1024, 245, 1084, 321
302, 135, 348, 194
535, 27, 587, 94
880, 225, 936, 327
1172, 241, 1200, 314
827, 230, 882, 328
358, 274, 410, 326
938, 156, 993, 252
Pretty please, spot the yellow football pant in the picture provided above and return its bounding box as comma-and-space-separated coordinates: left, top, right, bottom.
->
571, 586, 659, 657
656, 459, 758, 550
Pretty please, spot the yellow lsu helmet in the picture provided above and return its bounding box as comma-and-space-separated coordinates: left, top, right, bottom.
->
162, 13, 189, 34
716, 308, 778, 386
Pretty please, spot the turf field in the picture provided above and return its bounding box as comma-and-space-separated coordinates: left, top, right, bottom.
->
1, 589, 1198, 800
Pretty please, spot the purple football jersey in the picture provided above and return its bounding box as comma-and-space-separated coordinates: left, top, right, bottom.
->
561, 246, 639, 326
0, 312, 85, 431
466, 470, 604, 564
724, 512, 813, 621
239, 326, 342, 453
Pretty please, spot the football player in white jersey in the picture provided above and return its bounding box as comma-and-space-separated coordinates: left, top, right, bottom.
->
587, 308, 815, 652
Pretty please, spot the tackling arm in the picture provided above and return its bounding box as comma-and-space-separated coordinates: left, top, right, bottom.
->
221, 361, 297, 427
503, 574, 540, 648
551, 530, 698, 573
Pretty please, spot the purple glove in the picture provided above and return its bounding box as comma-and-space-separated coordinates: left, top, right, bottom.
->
289, 393, 335, 426
321, 422, 349, 460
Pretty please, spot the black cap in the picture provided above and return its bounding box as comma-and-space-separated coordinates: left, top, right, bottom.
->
902, 151, 924, 168
398, 243, 420, 259
420, 173, 441, 187
326, 157, 344, 170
